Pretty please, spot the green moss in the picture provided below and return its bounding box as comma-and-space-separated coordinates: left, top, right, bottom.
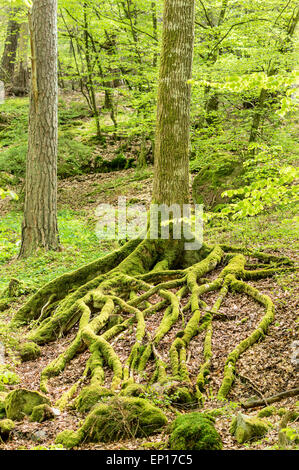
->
18, 342, 41, 362
120, 384, 146, 397
1, 278, 35, 298
192, 155, 243, 209
257, 406, 277, 418
169, 412, 222, 450
107, 314, 124, 330
164, 385, 195, 407
141, 441, 167, 450
58, 397, 167, 448
0, 418, 15, 441
55, 429, 83, 449
277, 408, 288, 417
0, 298, 10, 312
230, 412, 269, 444
30, 404, 55, 423
5, 389, 51, 421
0, 392, 7, 418
75, 385, 115, 413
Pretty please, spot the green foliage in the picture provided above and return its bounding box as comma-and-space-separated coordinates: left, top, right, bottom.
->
0, 366, 20, 388
280, 427, 299, 444
0, 97, 97, 179
220, 145, 298, 218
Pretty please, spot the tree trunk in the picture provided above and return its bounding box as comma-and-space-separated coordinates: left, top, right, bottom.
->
19, 0, 59, 258
13, 21, 29, 94
83, 2, 101, 139
152, 0, 195, 206
248, 87, 268, 143
0, 9, 21, 84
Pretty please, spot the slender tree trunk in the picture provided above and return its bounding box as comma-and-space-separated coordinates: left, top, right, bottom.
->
13, 21, 29, 93
249, 87, 268, 143
83, 2, 101, 138
202, 0, 229, 127
152, 0, 195, 206
0, 9, 21, 84
151, 1, 158, 67
19, 0, 59, 258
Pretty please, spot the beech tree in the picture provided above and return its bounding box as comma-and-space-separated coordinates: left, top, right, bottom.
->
152, 1, 195, 206
19, 0, 59, 257
11, 0, 294, 448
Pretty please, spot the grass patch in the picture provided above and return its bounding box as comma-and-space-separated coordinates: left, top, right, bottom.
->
0, 208, 115, 291
205, 203, 299, 251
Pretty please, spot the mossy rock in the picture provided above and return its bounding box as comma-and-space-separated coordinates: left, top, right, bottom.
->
1, 278, 35, 299
57, 397, 168, 448
192, 154, 243, 209
5, 389, 51, 421
95, 155, 135, 173
0, 418, 15, 441
75, 385, 115, 413
164, 386, 195, 407
277, 408, 288, 417
257, 406, 277, 418
119, 383, 146, 398
18, 342, 41, 362
30, 404, 55, 423
0, 298, 10, 312
230, 412, 269, 444
0, 393, 7, 419
169, 412, 222, 450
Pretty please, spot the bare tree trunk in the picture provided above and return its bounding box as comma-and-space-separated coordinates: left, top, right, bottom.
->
152, 0, 195, 206
0, 9, 21, 84
13, 21, 29, 94
83, 2, 101, 139
19, 0, 59, 258
249, 8, 299, 145
151, 1, 158, 67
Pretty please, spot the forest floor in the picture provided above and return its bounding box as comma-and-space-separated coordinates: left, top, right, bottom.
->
0, 166, 298, 451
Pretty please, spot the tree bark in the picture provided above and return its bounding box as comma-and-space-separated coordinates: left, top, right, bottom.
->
19, 0, 59, 258
152, 0, 195, 206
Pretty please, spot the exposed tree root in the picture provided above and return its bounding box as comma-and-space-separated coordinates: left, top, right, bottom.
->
242, 387, 299, 409
11, 237, 295, 414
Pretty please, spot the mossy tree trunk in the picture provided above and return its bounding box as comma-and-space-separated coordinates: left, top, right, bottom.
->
19, 0, 59, 258
152, 0, 195, 206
